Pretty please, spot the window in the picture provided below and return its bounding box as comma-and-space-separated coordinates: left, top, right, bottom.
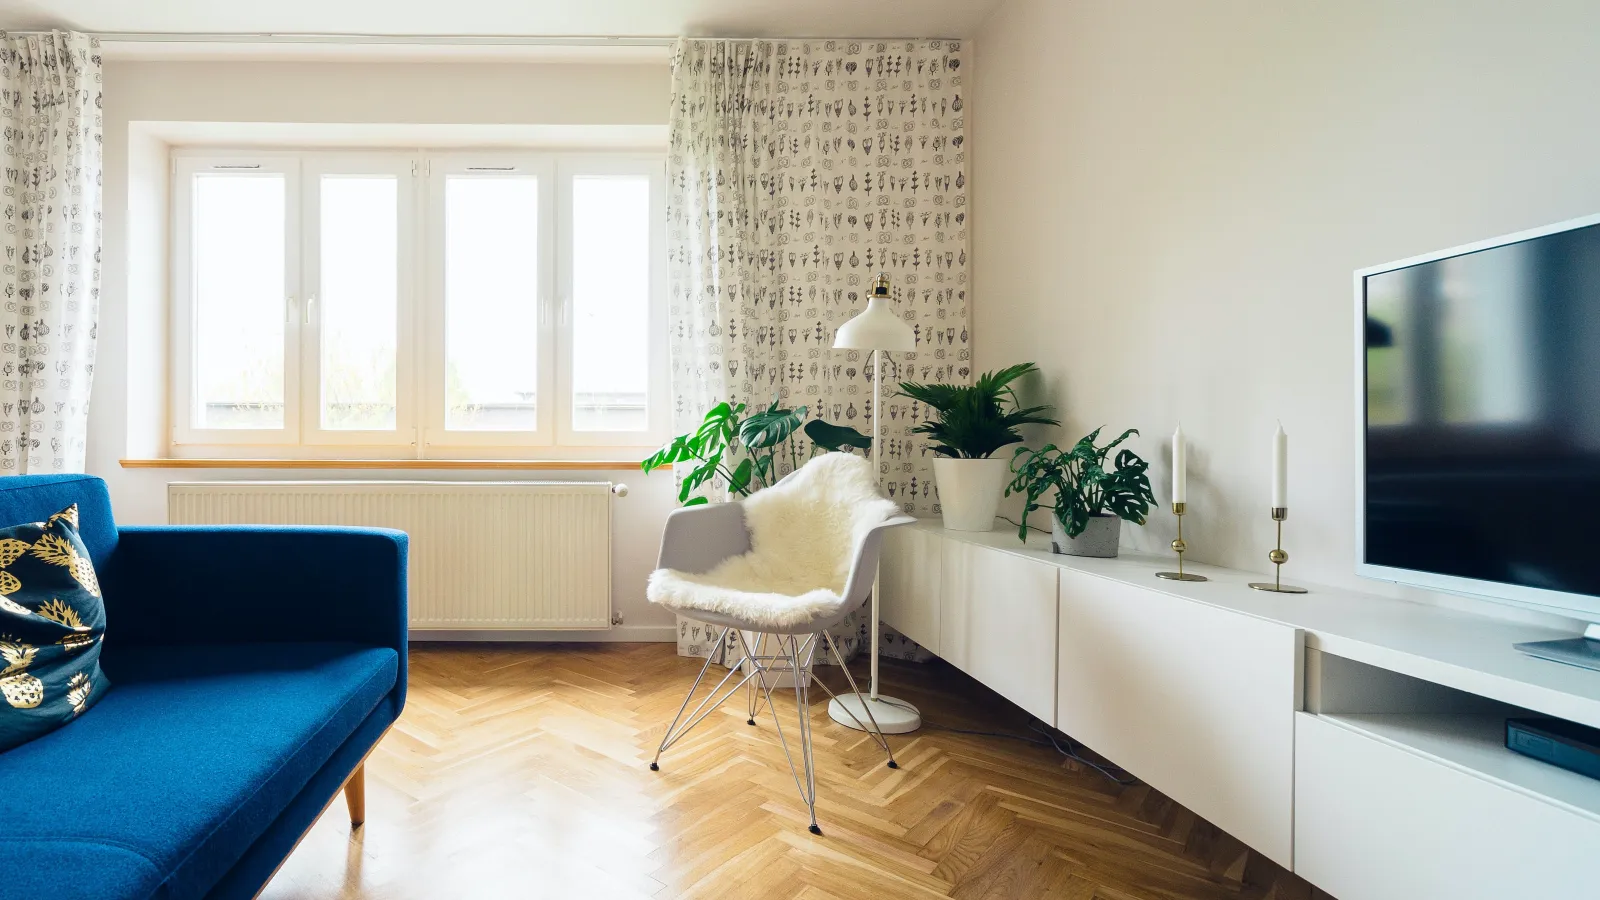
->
187, 162, 292, 434
172, 151, 666, 456
568, 168, 655, 434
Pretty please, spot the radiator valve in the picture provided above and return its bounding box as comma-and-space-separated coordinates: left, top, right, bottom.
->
611, 483, 629, 497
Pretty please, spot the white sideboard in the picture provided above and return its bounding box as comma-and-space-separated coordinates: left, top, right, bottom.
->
879, 520, 1600, 899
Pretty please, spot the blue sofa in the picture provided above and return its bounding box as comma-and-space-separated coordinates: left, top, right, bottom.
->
0, 475, 408, 900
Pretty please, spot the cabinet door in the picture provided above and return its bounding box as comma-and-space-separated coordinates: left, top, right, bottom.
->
1056, 569, 1300, 867
879, 527, 941, 654
941, 541, 1058, 724
1295, 712, 1600, 899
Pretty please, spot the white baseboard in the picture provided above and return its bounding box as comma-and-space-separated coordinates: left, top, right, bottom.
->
408, 624, 677, 643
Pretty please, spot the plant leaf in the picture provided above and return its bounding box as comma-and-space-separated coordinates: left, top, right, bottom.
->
641, 435, 691, 473
678, 454, 722, 503
727, 458, 754, 495
740, 405, 804, 450
803, 419, 872, 452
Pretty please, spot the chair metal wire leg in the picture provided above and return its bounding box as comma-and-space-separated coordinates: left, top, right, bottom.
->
652, 627, 734, 770
746, 632, 763, 726
787, 634, 822, 835
737, 630, 821, 833
820, 631, 899, 769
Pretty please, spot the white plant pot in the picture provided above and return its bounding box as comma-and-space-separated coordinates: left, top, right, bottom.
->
933, 457, 1011, 531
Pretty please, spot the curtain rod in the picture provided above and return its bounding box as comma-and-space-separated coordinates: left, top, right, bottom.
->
6, 33, 961, 47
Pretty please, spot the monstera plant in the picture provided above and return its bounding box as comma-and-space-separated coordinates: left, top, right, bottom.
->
641, 397, 871, 505
1007, 427, 1156, 558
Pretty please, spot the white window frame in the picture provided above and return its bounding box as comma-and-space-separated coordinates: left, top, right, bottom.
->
554, 154, 670, 448
172, 154, 303, 447
169, 147, 668, 459
422, 153, 557, 450
300, 154, 419, 448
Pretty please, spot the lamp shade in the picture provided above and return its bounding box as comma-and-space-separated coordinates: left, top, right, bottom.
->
833, 297, 915, 351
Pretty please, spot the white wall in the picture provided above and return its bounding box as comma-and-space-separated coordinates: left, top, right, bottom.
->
971, 0, 1600, 625
93, 58, 680, 639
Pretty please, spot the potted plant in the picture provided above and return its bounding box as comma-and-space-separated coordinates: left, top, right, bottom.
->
897, 363, 1058, 531
641, 397, 871, 504
1007, 427, 1157, 557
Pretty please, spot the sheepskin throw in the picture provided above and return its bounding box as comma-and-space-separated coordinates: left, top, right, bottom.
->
648, 453, 900, 629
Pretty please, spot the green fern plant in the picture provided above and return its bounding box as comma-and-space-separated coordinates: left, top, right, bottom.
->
897, 363, 1059, 459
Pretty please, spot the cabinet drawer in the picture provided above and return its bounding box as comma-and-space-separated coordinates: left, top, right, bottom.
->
941, 541, 1058, 724
1056, 569, 1299, 867
879, 527, 941, 653
1295, 712, 1600, 899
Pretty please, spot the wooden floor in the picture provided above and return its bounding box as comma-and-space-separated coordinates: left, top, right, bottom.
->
262, 643, 1332, 900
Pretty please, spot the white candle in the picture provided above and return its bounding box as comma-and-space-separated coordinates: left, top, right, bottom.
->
1172, 424, 1187, 504
1272, 422, 1288, 510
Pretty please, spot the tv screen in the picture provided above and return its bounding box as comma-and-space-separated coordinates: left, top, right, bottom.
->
1362, 217, 1600, 612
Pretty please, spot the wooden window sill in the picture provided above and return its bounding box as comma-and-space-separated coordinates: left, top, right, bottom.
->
119, 458, 642, 471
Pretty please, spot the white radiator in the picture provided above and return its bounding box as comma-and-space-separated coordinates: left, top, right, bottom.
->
168, 481, 616, 631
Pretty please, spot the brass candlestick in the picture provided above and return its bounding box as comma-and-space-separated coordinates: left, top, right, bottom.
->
1156, 502, 1208, 582
1249, 507, 1307, 593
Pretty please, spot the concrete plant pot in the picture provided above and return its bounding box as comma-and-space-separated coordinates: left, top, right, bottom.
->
1052, 513, 1122, 558
933, 457, 1010, 531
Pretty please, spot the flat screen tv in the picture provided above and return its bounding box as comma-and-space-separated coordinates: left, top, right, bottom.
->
1358, 213, 1600, 622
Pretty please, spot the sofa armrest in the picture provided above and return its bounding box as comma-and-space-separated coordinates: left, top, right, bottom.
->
656, 502, 751, 574
101, 525, 408, 661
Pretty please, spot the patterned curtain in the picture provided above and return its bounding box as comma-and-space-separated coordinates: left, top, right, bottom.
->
0, 32, 102, 474
667, 39, 969, 663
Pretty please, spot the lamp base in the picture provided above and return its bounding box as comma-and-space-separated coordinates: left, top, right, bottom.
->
827, 693, 922, 734
1155, 572, 1209, 582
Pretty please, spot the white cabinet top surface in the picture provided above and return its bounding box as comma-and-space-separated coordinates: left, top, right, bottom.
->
913, 520, 1600, 729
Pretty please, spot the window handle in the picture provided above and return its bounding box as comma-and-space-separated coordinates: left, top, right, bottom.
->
286, 295, 296, 325
305, 295, 317, 326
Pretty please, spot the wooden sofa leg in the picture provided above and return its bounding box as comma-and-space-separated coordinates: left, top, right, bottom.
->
345, 763, 366, 828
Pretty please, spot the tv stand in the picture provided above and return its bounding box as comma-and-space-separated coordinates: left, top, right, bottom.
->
880, 520, 1600, 900
1513, 622, 1600, 673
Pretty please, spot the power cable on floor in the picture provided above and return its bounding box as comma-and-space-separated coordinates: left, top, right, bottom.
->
867, 694, 1138, 786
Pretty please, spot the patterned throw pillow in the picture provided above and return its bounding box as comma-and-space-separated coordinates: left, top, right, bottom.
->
0, 504, 109, 752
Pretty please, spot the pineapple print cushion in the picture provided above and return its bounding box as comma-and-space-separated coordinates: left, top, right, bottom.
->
0, 504, 109, 751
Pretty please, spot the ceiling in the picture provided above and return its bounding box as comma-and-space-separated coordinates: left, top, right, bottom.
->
0, 0, 1002, 39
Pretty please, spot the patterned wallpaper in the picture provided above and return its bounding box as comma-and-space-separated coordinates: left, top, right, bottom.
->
668, 39, 970, 517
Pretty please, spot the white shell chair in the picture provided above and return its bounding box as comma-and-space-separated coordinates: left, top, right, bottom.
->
645, 452, 916, 835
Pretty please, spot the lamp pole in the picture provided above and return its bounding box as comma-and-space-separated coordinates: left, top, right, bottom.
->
870, 345, 883, 700
826, 273, 921, 733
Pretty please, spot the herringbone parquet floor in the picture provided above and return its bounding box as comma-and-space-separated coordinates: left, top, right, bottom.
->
260, 643, 1333, 900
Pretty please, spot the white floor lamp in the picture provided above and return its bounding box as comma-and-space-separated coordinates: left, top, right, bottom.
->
827, 273, 922, 734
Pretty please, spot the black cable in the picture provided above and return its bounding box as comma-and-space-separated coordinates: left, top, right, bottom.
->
840, 675, 1137, 786
1025, 719, 1138, 786
911, 715, 1138, 786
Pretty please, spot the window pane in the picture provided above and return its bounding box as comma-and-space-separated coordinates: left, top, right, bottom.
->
445, 176, 539, 431
320, 176, 398, 430
193, 173, 285, 429
571, 176, 651, 432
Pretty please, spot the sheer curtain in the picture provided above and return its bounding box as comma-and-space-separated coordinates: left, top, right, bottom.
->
0, 32, 102, 473
667, 39, 969, 662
